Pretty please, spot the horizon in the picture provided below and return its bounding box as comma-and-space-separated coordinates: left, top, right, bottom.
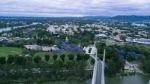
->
1, 15, 150, 18
0, 0, 150, 17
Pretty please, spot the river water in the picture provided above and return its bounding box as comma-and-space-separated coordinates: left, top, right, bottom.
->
43, 74, 149, 84
0, 23, 38, 33
106, 74, 149, 84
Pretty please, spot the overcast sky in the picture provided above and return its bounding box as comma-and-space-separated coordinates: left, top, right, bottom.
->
0, 0, 150, 17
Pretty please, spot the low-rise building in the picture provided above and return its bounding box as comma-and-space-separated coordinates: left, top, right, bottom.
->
25, 44, 60, 52
24, 44, 41, 50
83, 45, 97, 57
42, 46, 52, 51
124, 61, 137, 73
126, 37, 150, 44
42, 45, 60, 52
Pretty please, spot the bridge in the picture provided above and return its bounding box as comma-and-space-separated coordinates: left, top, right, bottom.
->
92, 59, 105, 84
84, 44, 105, 84
91, 48, 105, 84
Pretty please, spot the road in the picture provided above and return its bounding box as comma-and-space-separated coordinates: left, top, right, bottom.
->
95, 59, 103, 84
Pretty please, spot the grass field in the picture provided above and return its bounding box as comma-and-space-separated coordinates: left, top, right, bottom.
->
0, 47, 23, 57
0, 46, 82, 57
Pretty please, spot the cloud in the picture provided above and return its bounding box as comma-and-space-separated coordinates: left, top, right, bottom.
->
0, 0, 150, 16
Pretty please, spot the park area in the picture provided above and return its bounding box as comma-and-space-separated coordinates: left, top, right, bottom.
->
0, 47, 23, 57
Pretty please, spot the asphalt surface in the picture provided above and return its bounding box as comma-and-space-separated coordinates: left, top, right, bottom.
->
95, 59, 103, 84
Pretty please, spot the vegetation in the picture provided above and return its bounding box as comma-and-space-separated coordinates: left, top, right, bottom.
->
0, 47, 23, 57
0, 17, 150, 83
0, 51, 92, 82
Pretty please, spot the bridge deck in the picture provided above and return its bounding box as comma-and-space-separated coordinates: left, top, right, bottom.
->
92, 59, 104, 84
95, 60, 103, 84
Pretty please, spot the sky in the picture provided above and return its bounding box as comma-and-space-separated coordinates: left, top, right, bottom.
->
0, 0, 150, 17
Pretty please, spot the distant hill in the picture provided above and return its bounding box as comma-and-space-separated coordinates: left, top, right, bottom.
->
1, 15, 150, 21
111, 15, 150, 21
83, 16, 110, 19
83, 15, 150, 21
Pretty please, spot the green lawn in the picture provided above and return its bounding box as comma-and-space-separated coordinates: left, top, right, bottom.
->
0, 47, 23, 57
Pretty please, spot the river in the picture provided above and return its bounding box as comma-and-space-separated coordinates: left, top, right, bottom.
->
42, 74, 149, 84
0, 23, 38, 33
106, 74, 149, 84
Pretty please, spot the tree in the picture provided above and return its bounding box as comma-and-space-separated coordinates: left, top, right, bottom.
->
53, 55, 58, 61
14, 56, 26, 65
83, 54, 90, 60
89, 58, 95, 65
7, 55, 15, 64
0, 57, 6, 64
60, 54, 65, 62
68, 54, 74, 61
143, 60, 150, 74
34, 56, 41, 64
45, 55, 50, 62
105, 59, 124, 76
126, 55, 135, 62
76, 54, 83, 61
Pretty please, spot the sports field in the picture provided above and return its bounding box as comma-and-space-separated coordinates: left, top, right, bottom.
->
0, 47, 23, 57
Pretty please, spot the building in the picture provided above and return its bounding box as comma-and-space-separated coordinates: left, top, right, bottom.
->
0, 37, 8, 41
25, 44, 60, 52
134, 38, 150, 44
42, 45, 60, 52
56, 40, 83, 52
24, 44, 41, 50
131, 23, 147, 27
47, 26, 58, 34
95, 34, 107, 39
124, 61, 137, 73
42, 46, 52, 51
83, 45, 97, 57
0, 37, 9, 44
126, 38, 150, 44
